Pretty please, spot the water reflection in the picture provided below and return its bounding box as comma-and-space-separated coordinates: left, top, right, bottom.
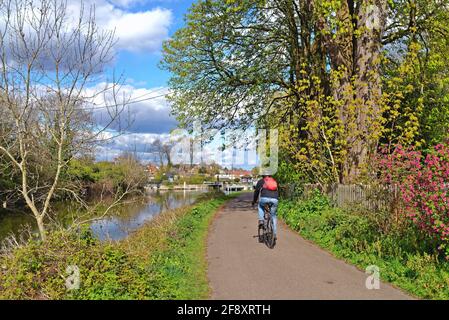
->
0, 190, 209, 242
90, 190, 207, 241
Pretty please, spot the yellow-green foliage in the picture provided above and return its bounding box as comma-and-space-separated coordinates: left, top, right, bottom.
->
382, 42, 424, 147
163, 0, 449, 185
275, 71, 364, 184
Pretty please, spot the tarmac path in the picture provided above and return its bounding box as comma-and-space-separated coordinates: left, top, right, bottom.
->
207, 193, 412, 300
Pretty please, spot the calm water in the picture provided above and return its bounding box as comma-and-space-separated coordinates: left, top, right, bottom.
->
0, 190, 210, 242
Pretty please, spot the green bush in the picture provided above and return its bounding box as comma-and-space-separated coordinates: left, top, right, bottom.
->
66, 158, 146, 197
0, 194, 235, 299
278, 191, 449, 299
0, 229, 147, 299
178, 174, 207, 185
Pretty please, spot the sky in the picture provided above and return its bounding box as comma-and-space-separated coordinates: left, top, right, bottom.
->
79, 0, 195, 162
76, 0, 261, 169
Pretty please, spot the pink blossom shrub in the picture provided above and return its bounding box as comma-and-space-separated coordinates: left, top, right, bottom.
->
376, 143, 449, 255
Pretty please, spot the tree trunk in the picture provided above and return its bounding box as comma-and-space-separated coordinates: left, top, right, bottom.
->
345, 0, 386, 182
36, 215, 46, 241
324, 0, 356, 182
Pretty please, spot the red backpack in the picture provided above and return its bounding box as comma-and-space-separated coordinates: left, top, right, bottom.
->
263, 176, 278, 191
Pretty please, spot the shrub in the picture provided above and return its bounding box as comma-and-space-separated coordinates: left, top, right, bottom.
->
0, 194, 232, 299
376, 143, 449, 256
278, 191, 449, 299
66, 158, 146, 198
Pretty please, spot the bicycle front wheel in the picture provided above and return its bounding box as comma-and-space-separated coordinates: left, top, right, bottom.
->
258, 223, 264, 243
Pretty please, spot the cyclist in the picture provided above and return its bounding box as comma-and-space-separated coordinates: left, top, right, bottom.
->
252, 175, 279, 240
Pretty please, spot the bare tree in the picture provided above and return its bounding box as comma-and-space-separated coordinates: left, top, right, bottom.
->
66, 152, 146, 230
150, 138, 173, 168
0, 0, 129, 240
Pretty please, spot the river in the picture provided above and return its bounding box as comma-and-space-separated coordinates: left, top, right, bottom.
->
0, 190, 211, 242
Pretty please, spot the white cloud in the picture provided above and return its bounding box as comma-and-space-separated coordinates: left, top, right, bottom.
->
125, 78, 148, 87
96, 132, 170, 162
68, 0, 172, 53
107, 0, 144, 8
86, 83, 176, 134
110, 8, 172, 53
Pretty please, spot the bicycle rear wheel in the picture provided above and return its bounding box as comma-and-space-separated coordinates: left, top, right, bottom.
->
265, 217, 276, 249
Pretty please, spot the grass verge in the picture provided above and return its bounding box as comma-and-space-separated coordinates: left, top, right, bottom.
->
0, 192, 237, 299
278, 191, 449, 299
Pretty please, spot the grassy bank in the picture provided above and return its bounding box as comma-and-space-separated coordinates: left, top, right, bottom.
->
0, 193, 235, 299
278, 191, 449, 299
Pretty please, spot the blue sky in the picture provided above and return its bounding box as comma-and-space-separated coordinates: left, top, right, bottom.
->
80, 0, 195, 161
84, 0, 259, 169
112, 0, 194, 88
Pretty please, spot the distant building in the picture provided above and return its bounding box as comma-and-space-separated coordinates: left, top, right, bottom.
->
145, 164, 159, 174
230, 169, 252, 177
217, 169, 253, 182
145, 164, 160, 181
166, 172, 176, 183
240, 175, 253, 184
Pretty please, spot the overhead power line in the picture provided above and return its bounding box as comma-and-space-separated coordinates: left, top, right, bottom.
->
32, 92, 169, 112
89, 92, 168, 110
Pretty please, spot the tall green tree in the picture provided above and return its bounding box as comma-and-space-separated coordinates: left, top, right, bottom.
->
163, 0, 449, 183
381, 0, 449, 150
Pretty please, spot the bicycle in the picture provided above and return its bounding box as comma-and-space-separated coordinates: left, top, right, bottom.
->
258, 203, 276, 249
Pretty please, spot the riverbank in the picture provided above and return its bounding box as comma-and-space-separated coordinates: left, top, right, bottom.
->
0, 190, 208, 242
0, 193, 237, 299
278, 192, 449, 299
146, 183, 252, 192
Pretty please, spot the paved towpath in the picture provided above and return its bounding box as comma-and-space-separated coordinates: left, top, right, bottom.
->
207, 193, 412, 300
